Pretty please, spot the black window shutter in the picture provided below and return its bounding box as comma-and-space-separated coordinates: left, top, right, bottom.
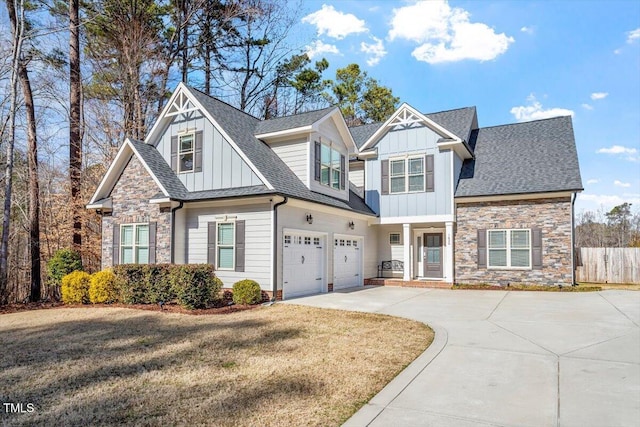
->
171, 136, 178, 172
340, 154, 346, 190
477, 229, 487, 269
148, 222, 157, 264
532, 228, 543, 269
207, 222, 216, 266
235, 220, 245, 272
112, 223, 120, 266
381, 159, 389, 195
426, 154, 434, 192
314, 141, 321, 181
195, 131, 203, 173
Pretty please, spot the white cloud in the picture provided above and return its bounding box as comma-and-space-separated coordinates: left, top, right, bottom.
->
520, 26, 535, 34
301, 4, 367, 39
614, 48, 622, 54
586, 179, 599, 184
305, 40, 339, 59
597, 145, 638, 155
582, 103, 593, 110
361, 37, 387, 66
590, 92, 608, 100
510, 94, 574, 122
614, 180, 631, 188
627, 28, 640, 43
388, 0, 514, 64
578, 193, 640, 210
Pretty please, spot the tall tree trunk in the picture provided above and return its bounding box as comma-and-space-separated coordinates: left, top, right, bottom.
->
70, 0, 82, 250
1, 0, 26, 305
17, 58, 41, 302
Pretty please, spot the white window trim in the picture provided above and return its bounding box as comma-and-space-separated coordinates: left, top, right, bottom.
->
389, 232, 402, 245
178, 132, 195, 174
487, 229, 532, 270
389, 155, 425, 194
320, 142, 343, 190
120, 223, 150, 264
216, 221, 235, 271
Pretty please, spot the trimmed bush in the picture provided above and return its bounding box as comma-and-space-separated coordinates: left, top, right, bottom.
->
61, 271, 91, 304
89, 270, 117, 304
148, 264, 176, 303
232, 279, 262, 305
171, 264, 218, 309
113, 265, 151, 304
47, 249, 83, 299
212, 277, 224, 301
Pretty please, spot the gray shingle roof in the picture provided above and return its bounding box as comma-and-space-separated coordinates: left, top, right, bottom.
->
254, 107, 336, 135
350, 122, 382, 148
129, 139, 187, 199
455, 116, 583, 197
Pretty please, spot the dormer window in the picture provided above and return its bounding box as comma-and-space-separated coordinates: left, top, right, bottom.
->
179, 133, 195, 173
317, 142, 345, 190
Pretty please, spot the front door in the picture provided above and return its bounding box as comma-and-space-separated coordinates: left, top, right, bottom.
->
423, 233, 443, 278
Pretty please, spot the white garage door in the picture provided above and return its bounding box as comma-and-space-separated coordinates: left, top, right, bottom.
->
333, 236, 363, 290
282, 233, 325, 299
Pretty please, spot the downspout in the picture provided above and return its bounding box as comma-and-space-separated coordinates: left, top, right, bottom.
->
170, 201, 184, 263
571, 192, 577, 285
272, 196, 288, 301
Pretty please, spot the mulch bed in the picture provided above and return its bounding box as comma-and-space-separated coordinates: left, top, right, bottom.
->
0, 301, 260, 316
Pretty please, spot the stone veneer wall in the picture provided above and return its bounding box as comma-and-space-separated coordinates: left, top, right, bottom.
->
454, 197, 573, 285
101, 155, 172, 268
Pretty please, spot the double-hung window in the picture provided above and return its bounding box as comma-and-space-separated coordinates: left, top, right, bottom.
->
120, 224, 149, 264
217, 222, 235, 270
389, 157, 425, 193
320, 143, 342, 189
487, 229, 531, 269
179, 133, 194, 173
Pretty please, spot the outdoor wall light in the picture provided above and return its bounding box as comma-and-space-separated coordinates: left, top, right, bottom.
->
348, 221, 355, 230
306, 214, 313, 224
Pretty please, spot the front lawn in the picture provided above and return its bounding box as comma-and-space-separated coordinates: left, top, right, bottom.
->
0, 305, 432, 426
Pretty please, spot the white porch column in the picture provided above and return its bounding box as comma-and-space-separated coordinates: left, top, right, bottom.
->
445, 221, 454, 282
403, 223, 411, 281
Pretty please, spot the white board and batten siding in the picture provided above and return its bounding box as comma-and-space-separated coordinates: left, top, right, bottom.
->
364, 125, 453, 217
154, 113, 263, 192
184, 203, 272, 288
270, 138, 309, 186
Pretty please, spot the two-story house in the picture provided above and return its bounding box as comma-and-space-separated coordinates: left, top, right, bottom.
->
88, 83, 583, 299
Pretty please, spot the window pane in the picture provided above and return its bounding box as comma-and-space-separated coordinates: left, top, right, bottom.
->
408, 158, 423, 174
511, 230, 530, 248
408, 175, 424, 191
488, 230, 506, 248
390, 160, 405, 176
427, 248, 440, 263
218, 247, 233, 269
511, 249, 530, 267
121, 247, 133, 264
488, 249, 507, 266
218, 223, 234, 245
390, 233, 400, 245
332, 169, 340, 189
321, 144, 331, 165
121, 226, 133, 245
137, 247, 149, 264
180, 153, 193, 172
390, 176, 405, 193
321, 165, 330, 185
331, 149, 340, 168
180, 135, 193, 153
136, 225, 149, 245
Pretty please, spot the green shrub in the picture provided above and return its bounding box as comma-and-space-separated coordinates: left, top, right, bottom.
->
61, 271, 91, 304
232, 279, 262, 305
113, 265, 151, 304
47, 249, 83, 299
212, 277, 224, 301
171, 264, 218, 309
89, 270, 117, 304
148, 264, 176, 303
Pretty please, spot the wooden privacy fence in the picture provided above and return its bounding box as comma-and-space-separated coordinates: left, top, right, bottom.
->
576, 247, 640, 284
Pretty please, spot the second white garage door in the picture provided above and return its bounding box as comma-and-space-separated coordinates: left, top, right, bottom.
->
333, 236, 363, 290
282, 232, 325, 299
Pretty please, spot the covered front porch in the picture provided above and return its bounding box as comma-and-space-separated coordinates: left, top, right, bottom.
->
372, 220, 455, 283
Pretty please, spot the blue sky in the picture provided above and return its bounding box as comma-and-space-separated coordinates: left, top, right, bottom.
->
294, 0, 640, 215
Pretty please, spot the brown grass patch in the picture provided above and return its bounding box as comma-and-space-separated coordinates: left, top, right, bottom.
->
0, 305, 432, 426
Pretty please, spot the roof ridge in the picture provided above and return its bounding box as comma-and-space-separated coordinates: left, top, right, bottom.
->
479, 115, 570, 131
262, 105, 336, 121
425, 105, 476, 115
187, 85, 261, 121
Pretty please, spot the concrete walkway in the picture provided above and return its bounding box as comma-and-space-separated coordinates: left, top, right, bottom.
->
284, 287, 640, 427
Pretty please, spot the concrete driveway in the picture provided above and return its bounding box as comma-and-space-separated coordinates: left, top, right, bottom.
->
284, 287, 640, 427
